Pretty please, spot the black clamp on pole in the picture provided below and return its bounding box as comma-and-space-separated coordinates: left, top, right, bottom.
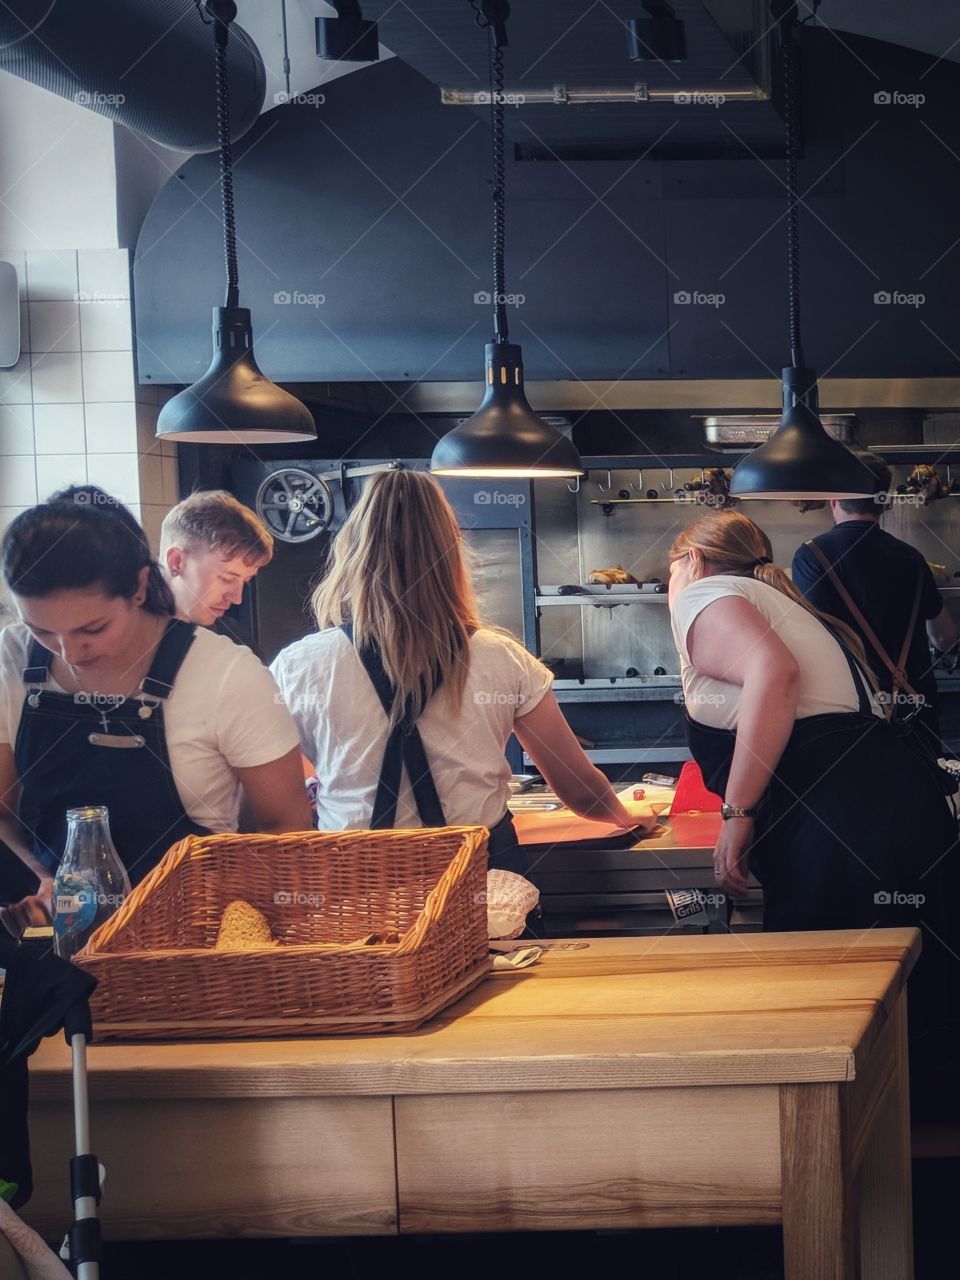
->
70, 1154, 101, 1208
62, 999, 93, 1047
67, 1216, 102, 1270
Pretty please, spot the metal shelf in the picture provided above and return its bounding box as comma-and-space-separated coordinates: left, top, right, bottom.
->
553, 677, 681, 704
553, 676, 680, 688
864, 444, 960, 461
585, 747, 692, 763
579, 454, 745, 469
524, 746, 691, 765
538, 594, 669, 606
589, 495, 733, 506
537, 585, 668, 605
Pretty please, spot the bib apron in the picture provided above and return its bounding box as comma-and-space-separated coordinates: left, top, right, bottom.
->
14, 619, 211, 886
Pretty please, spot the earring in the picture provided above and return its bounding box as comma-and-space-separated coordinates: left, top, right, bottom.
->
171, 570, 179, 577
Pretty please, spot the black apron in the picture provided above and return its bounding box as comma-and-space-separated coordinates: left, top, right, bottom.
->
14, 619, 212, 887
343, 626, 519, 870
684, 638, 960, 1054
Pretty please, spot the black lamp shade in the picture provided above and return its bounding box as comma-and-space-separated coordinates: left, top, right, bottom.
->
626, 15, 687, 62
431, 343, 584, 478
156, 307, 317, 444
730, 367, 876, 500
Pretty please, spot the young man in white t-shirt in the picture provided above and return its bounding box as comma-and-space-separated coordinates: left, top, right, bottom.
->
160, 491, 272, 658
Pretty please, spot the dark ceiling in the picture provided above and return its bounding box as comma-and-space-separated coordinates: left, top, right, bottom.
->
358, 0, 787, 160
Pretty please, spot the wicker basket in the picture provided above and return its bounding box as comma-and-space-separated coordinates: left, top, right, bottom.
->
75, 825, 491, 1041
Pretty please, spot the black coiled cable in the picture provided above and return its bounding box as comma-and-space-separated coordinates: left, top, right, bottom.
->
212, 13, 240, 309
471, 0, 511, 343
490, 35, 507, 343
782, 17, 804, 369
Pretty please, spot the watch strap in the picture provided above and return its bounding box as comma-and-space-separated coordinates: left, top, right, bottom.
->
721, 803, 758, 819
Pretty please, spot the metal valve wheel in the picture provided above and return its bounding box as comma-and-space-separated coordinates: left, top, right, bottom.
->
255, 468, 335, 543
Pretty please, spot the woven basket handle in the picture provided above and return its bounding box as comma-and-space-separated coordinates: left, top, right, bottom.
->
395, 828, 488, 956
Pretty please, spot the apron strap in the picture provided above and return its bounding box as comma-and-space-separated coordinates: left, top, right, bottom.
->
22, 639, 52, 685
341, 624, 447, 829
830, 632, 875, 718
139, 619, 197, 699
803, 539, 924, 708
21, 620, 196, 697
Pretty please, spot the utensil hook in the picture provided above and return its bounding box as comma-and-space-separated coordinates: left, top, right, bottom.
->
567, 475, 581, 494
597, 470, 613, 493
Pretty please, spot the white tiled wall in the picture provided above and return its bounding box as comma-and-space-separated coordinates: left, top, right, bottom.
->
0, 247, 178, 553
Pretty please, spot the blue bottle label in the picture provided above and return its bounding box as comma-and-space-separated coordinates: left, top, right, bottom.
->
53, 873, 97, 939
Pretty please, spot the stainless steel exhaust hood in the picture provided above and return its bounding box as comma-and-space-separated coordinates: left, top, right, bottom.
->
399, 378, 960, 415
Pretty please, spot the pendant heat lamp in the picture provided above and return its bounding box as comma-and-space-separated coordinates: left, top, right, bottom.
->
730, 6, 871, 500
157, 0, 315, 445
431, 1, 583, 480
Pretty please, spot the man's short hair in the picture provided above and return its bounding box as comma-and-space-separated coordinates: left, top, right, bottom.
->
160, 490, 274, 565
836, 451, 892, 517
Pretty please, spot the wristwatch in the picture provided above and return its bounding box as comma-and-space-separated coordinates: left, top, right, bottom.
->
720, 803, 758, 820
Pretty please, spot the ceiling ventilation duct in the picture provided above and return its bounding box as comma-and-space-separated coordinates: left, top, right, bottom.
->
0, 0, 265, 151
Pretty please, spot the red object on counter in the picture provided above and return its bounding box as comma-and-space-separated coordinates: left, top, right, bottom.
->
669, 760, 722, 816
632, 787, 645, 801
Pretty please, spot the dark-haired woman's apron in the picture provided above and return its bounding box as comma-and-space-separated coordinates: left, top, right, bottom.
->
14, 620, 211, 886
684, 640, 960, 1058
343, 625, 520, 871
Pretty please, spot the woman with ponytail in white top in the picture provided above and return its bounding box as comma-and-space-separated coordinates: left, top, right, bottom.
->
668, 509, 959, 1105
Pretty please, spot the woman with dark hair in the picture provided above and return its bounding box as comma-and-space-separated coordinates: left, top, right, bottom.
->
0, 486, 310, 934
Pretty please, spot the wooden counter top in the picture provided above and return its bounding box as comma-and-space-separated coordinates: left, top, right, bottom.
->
28, 928, 919, 1100
23, 930, 919, 1272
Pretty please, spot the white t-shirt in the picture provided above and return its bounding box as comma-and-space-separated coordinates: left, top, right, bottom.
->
0, 623, 300, 832
670, 576, 879, 731
271, 627, 554, 831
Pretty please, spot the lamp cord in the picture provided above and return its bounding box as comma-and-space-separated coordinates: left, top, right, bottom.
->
490, 34, 507, 343
211, 6, 240, 309
472, 1, 510, 344
781, 11, 804, 369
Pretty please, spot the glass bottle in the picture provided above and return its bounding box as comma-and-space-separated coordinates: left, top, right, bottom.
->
53, 806, 131, 962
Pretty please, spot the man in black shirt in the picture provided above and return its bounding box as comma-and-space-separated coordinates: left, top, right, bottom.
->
160, 491, 273, 660
792, 454, 957, 744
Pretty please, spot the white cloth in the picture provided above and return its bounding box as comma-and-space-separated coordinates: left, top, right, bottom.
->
0, 623, 300, 833
271, 627, 554, 830
670, 575, 879, 730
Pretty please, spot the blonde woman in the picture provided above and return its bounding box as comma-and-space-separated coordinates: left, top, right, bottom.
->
669, 509, 956, 910
271, 469, 634, 868
668, 510, 959, 1093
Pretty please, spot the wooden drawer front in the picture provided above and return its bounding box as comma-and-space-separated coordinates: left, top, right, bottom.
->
396, 1086, 781, 1233
25, 1096, 397, 1239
